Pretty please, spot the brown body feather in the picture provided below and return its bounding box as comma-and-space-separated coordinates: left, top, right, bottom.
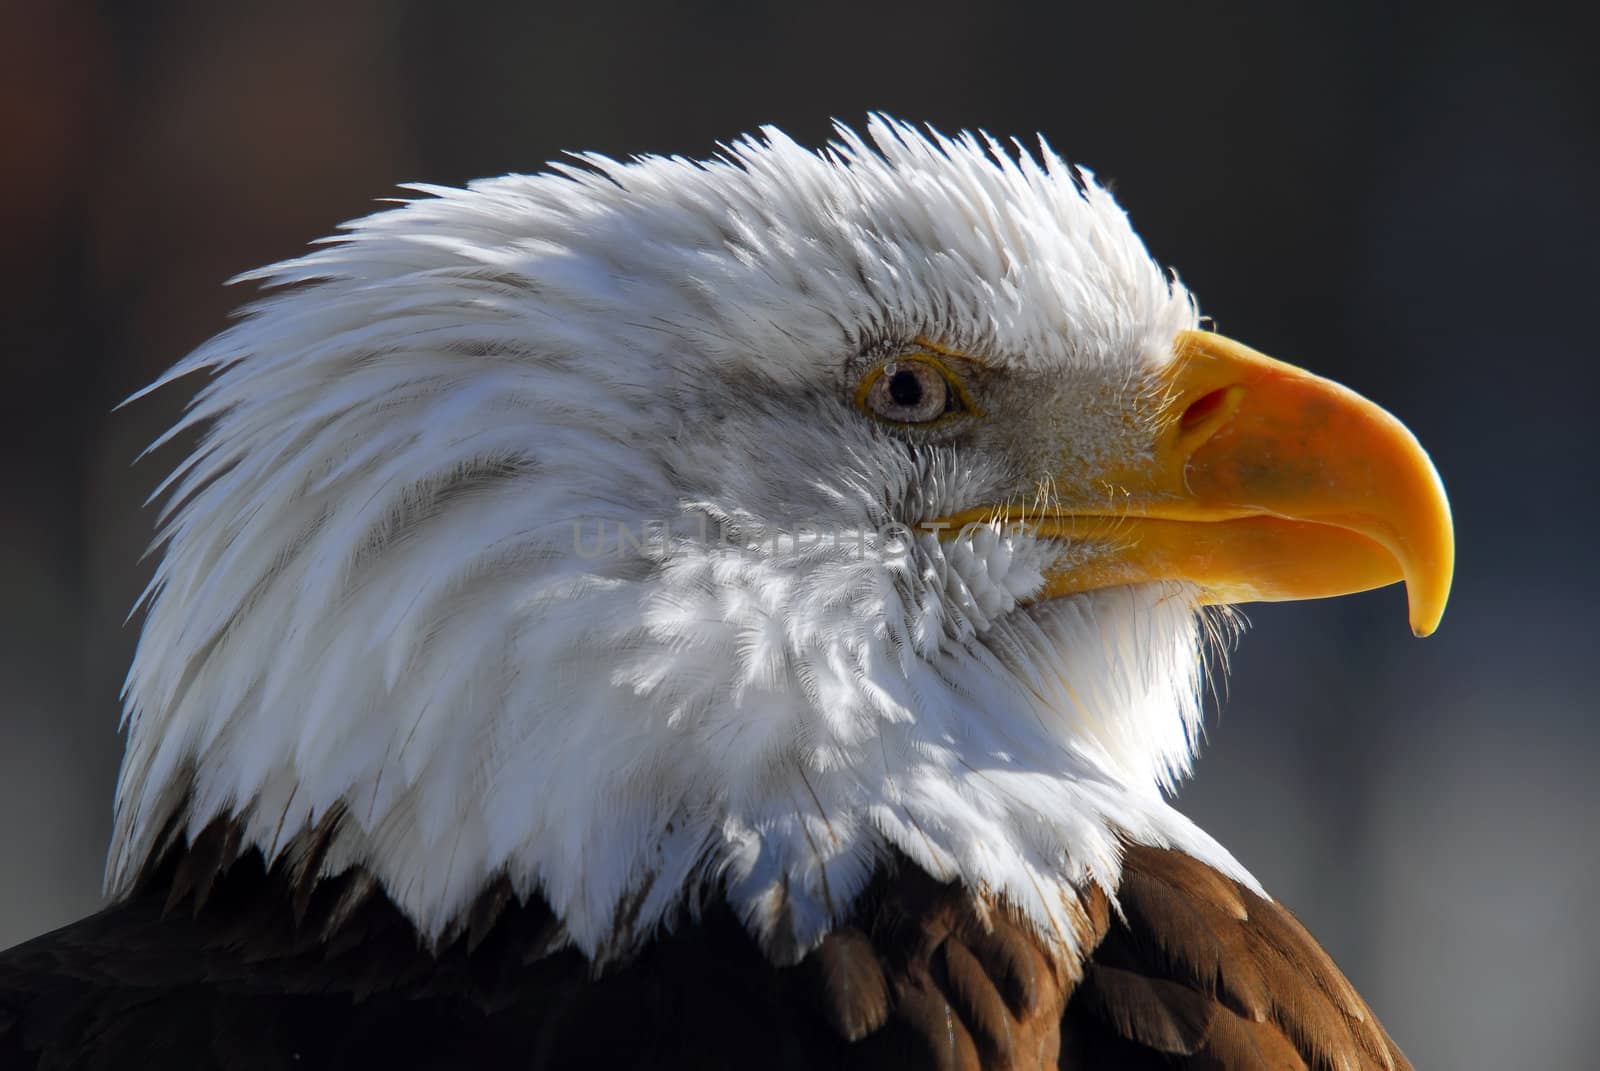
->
0, 823, 1409, 1070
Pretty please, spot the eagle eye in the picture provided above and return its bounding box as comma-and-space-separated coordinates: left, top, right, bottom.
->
857, 354, 970, 426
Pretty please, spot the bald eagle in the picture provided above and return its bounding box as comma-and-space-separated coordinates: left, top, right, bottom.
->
0, 118, 1451, 1070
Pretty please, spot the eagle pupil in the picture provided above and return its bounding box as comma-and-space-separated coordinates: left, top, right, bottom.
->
888, 369, 923, 407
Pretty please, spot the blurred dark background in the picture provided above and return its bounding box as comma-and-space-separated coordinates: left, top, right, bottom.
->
2, 1, 1594, 1065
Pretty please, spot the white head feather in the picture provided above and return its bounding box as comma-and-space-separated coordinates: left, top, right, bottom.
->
112, 117, 1258, 965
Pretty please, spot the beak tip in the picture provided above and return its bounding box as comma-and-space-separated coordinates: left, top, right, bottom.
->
1406, 584, 1451, 638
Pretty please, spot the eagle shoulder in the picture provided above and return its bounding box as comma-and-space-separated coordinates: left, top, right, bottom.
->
1059, 844, 1412, 1071
784, 844, 1412, 1070
0, 825, 1409, 1071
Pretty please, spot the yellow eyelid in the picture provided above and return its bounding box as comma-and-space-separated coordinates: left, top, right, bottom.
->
908, 335, 972, 361
854, 350, 986, 425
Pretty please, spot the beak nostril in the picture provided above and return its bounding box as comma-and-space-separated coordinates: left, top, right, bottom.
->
1179, 387, 1235, 434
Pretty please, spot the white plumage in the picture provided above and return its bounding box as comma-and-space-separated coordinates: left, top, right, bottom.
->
112, 117, 1256, 966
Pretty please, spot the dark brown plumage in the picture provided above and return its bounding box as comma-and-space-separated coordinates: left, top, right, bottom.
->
0, 819, 1409, 1070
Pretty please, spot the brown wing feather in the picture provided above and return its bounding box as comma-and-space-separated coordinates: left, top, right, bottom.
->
1195, 1008, 1311, 1071
1064, 844, 1412, 1071
1075, 962, 1216, 1054
833, 858, 1083, 1071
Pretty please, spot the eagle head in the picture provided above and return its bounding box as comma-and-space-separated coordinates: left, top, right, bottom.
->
111, 117, 1452, 965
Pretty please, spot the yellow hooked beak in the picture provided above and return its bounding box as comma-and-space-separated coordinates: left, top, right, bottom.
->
936, 330, 1454, 636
